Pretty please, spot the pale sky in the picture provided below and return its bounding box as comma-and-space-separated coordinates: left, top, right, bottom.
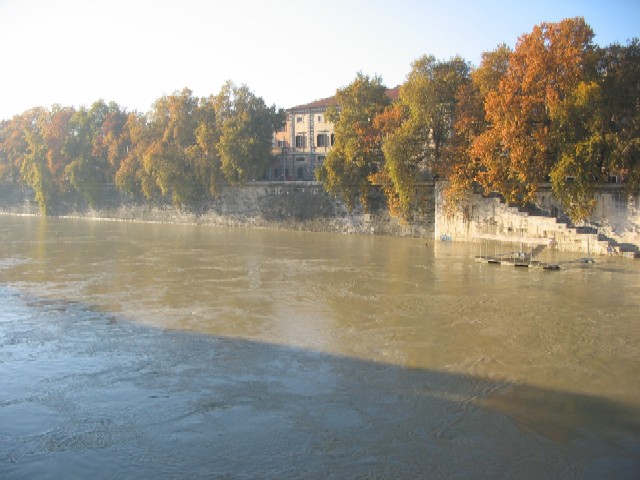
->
0, 0, 638, 120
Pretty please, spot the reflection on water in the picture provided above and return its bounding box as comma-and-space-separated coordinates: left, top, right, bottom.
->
1, 215, 639, 478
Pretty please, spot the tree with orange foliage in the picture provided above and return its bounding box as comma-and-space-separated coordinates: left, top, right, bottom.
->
114, 111, 149, 198
444, 44, 511, 208
368, 103, 407, 218
470, 18, 597, 209
42, 106, 76, 186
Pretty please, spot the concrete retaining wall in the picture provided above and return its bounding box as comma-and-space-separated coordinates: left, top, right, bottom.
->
435, 183, 640, 255
0, 182, 436, 238
4, 180, 638, 255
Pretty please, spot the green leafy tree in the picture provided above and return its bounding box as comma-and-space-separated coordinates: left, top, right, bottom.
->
0, 112, 35, 184
550, 81, 607, 221
600, 39, 640, 189
64, 101, 118, 208
195, 95, 223, 196
213, 81, 284, 185
382, 56, 470, 217
141, 88, 209, 207
316, 73, 391, 211
550, 38, 640, 222
17, 108, 57, 214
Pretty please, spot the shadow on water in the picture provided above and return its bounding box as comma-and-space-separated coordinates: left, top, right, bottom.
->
1, 289, 639, 480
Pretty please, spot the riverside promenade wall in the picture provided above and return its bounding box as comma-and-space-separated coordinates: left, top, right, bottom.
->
0, 182, 436, 238
4, 181, 638, 255
435, 183, 640, 255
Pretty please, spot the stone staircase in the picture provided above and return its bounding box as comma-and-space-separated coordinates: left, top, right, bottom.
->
435, 184, 640, 256
508, 202, 639, 257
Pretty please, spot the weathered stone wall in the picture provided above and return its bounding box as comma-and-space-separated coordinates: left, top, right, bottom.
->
533, 184, 640, 247
4, 181, 638, 254
5, 180, 639, 255
0, 182, 436, 238
435, 183, 640, 255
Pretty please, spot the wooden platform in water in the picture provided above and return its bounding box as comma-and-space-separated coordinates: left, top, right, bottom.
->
475, 256, 561, 270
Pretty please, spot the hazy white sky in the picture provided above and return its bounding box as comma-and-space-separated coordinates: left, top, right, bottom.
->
0, 0, 638, 120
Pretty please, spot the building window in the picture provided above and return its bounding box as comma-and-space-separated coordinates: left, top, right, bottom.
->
330, 133, 335, 146
295, 135, 306, 148
277, 140, 285, 148
317, 115, 323, 123
296, 116, 303, 123
317, 156, 325, 163
317, 133, 329, 147
296, 156, 305, 162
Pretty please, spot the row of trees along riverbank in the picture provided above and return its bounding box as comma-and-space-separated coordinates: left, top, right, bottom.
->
0, 82, 284, 214
1, 18, 638, 223
319, 17, 639, 223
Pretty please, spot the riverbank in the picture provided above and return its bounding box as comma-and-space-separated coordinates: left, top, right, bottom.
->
2, 181, 639, 256
0, 181, 436, 238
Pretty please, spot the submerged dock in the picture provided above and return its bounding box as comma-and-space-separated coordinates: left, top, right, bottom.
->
474, 255, 561, 270
474, 234, 561, 270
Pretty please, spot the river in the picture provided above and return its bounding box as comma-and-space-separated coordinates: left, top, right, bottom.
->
1, 215, 638, 479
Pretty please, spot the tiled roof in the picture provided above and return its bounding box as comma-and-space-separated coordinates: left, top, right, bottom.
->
289, 96, 338, 112
289, 86, 401, 112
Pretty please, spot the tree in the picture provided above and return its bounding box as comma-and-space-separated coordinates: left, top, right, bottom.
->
549, 81, 607, 222
213, 81, 283, 185
381, 56, 470, 217
141, 88, 208, 207
0, 108, 71, 214
599, 39, 640, 190
114, 111, 149, 198
0, 83, 283, 211
367, 103, 407, 218
195, 96, 223, 196
64, 101, 121, 208
443, 45, 512, 208
42, 105, 75, 187
0, 113, 35, 184
316, 73, 391, 210
17, 108, 58, 214
93, 101, 131, 180
471, 18, 596, 208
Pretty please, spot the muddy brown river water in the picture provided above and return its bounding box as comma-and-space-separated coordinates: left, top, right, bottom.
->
0, 215, 639, 479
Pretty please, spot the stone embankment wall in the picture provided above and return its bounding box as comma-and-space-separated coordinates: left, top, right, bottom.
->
0, 182, 436, 238
435, 183, 640, 255
5, 181, 638, 255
